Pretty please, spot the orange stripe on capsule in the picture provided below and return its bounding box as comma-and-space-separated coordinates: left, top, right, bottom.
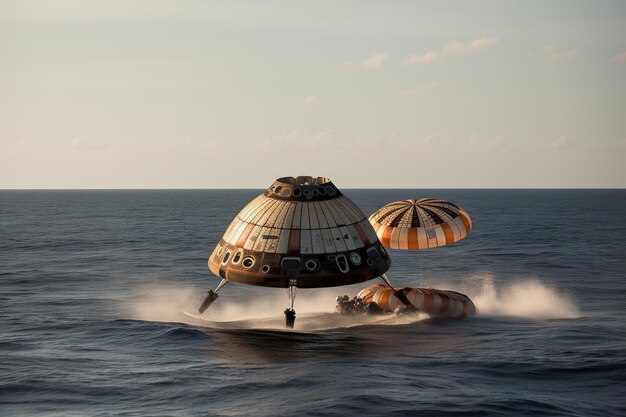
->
236, 223, 255, 248
354, 222, 371, 246
287, 229, 300, 254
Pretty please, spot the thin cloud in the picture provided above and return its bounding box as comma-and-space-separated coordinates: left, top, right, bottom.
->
415, 134, 453, 153
404, 51, 442, 65
544, 46, 579, 61
610, 51, 626, 63
339, 52, 390, 72
546, 136, 574, 150
398, 81, 439, 97
443, 38, 499, 55
404, 37, 498, 66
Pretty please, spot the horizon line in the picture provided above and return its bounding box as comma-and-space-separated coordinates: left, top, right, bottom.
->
1, 187, 625, 191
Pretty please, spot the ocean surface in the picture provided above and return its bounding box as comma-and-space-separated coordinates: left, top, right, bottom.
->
1, 189, 625, 416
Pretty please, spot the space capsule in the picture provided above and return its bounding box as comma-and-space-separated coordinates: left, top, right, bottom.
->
202, 176, 391, 327
208, 176, 390, 288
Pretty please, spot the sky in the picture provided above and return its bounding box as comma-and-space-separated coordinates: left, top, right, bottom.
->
1, 0, 625, 188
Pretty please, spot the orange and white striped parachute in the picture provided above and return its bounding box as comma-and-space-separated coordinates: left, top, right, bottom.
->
369, 199, 472, 250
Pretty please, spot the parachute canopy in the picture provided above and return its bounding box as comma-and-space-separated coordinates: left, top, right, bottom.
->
208, 176, 391, 288
369, 198, 472, 250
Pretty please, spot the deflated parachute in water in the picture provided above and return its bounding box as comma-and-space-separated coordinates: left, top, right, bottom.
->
369, 199, 472, 250
208, 176, 391, 288
357, 284, 476, 317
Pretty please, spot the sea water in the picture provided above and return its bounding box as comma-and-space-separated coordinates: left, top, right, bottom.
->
1, 189, 625, 416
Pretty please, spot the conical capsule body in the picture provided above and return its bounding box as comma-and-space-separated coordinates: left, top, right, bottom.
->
208, 176, 391, 288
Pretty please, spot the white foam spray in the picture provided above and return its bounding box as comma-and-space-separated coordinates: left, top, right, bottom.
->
132, 285, 342, 321
129, 283, 425, 330
131, 284, 198, 323
129, 274, 580, 330
458, 275, 581, 319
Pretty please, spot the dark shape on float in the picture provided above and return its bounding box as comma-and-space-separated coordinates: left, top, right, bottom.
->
199, 176, 475, 328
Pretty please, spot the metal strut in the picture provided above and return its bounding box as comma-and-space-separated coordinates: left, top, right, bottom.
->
281, 257, 301, 328
198, 278, 229, 314
285, 285, 298, 328
378, 273, 418, 312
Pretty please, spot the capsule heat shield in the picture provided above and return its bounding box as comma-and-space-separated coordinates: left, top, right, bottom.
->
208, 176, 391, 288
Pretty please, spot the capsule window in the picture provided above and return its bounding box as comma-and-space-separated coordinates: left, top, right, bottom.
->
221, 251, 231, 264
232, 250, 242, 264
335, 254, 349, 273
349, 252, 362, 266
304, 258, 320, 272
367, 247, 380, 262
261, 265, 271, 273
242, 256, 255, 269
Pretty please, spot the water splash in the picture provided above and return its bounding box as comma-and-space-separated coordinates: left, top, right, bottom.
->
129, 274, 580, 329
130, 284, 198, 323
466, 275, 581, 319
131, 285, 335, 322
129, 283, 426, 330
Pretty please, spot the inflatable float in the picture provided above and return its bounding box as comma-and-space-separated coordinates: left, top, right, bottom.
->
356, 284, 476, 317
